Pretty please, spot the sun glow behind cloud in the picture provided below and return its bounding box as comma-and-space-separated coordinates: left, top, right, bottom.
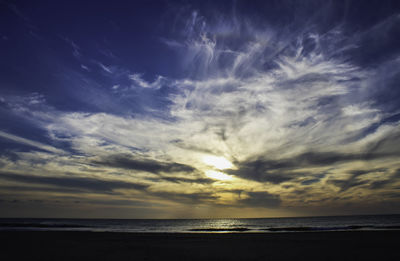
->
202, 155, 234, 170
205, 170, 234, 181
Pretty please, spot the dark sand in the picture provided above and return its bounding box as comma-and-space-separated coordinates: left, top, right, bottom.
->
1, 230, 399, 260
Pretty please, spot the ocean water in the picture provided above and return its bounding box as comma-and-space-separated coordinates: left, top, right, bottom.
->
1, 215, 400, 233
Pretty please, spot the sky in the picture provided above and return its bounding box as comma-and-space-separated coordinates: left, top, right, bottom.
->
0, 0, 400, 219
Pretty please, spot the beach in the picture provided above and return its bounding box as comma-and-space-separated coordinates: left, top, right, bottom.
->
1, 230, 399, 260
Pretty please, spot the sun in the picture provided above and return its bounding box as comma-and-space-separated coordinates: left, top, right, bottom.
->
202, 155, 234, 170
205, 170, 234, 181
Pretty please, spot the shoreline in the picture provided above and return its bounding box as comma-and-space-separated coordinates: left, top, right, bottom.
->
2, 230, 400, 260
1, 228, 400, 233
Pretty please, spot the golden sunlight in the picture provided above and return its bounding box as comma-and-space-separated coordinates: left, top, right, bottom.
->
205, 170, 234, 181
202, 155, 234, 170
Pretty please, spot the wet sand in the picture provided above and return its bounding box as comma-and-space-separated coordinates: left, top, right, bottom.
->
1, 230, 399, 260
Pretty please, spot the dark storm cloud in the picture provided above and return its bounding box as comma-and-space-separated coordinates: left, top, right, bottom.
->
238, 192, 281, 208
228, 145, 400, 183
329, 168, 398, 192
365, 130, 400, 156
328, 178, 369, 192
93, 154, 197, 174
0, 193, 154, 209
149, 176, 214, 184
0, 170, 219, 206
150, 191, 218, 204
0, 185, 89, 195
346, 114, 400, 144
0, 171, 148, 193
349, 168, 388, 176
369, 180, 393, 190
295, 152, 359, 166
222, 189, 245, 198
301, 178, 321, 186
369, 169, 400, 189
227, 152, 352, 183
232, 168, 295, 184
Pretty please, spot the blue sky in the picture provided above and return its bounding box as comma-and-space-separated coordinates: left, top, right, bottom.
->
1, 0, 400, 218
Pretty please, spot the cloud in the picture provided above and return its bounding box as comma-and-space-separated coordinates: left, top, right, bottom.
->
151, 176, 214, 184
328, 168, 398, 192
238, 191, 281, 208
7, 3, 29, 21
1, 2, 400, 217
346, 13, 400, 67
61, 36, 81, 58
97, 62, 113, 73
0, 185, 89, 195
81, 64, 90, 71
0, 131, 65, 154
369, 169, 400, 190
150, 191, 218, 204
349, 168, 388, 177
92, 154, 197, 174
226, 150, 393, 183
227, 162, 296, 184
369, 180, 393, 190
129, 73, 151, 88
300, 178, 321, 186
328, 177, 369, 192
31, 12, 399, 191
0, 171, 148, 193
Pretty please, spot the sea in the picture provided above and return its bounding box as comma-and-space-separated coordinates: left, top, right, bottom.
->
1, 215, 400, 233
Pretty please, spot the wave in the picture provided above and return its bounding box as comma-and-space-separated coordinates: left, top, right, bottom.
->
189, 227, 252, 232
2, 217, 400, 233
189, 225, 400, 233
264, 225, 400, 232
0, 222, 92, 229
